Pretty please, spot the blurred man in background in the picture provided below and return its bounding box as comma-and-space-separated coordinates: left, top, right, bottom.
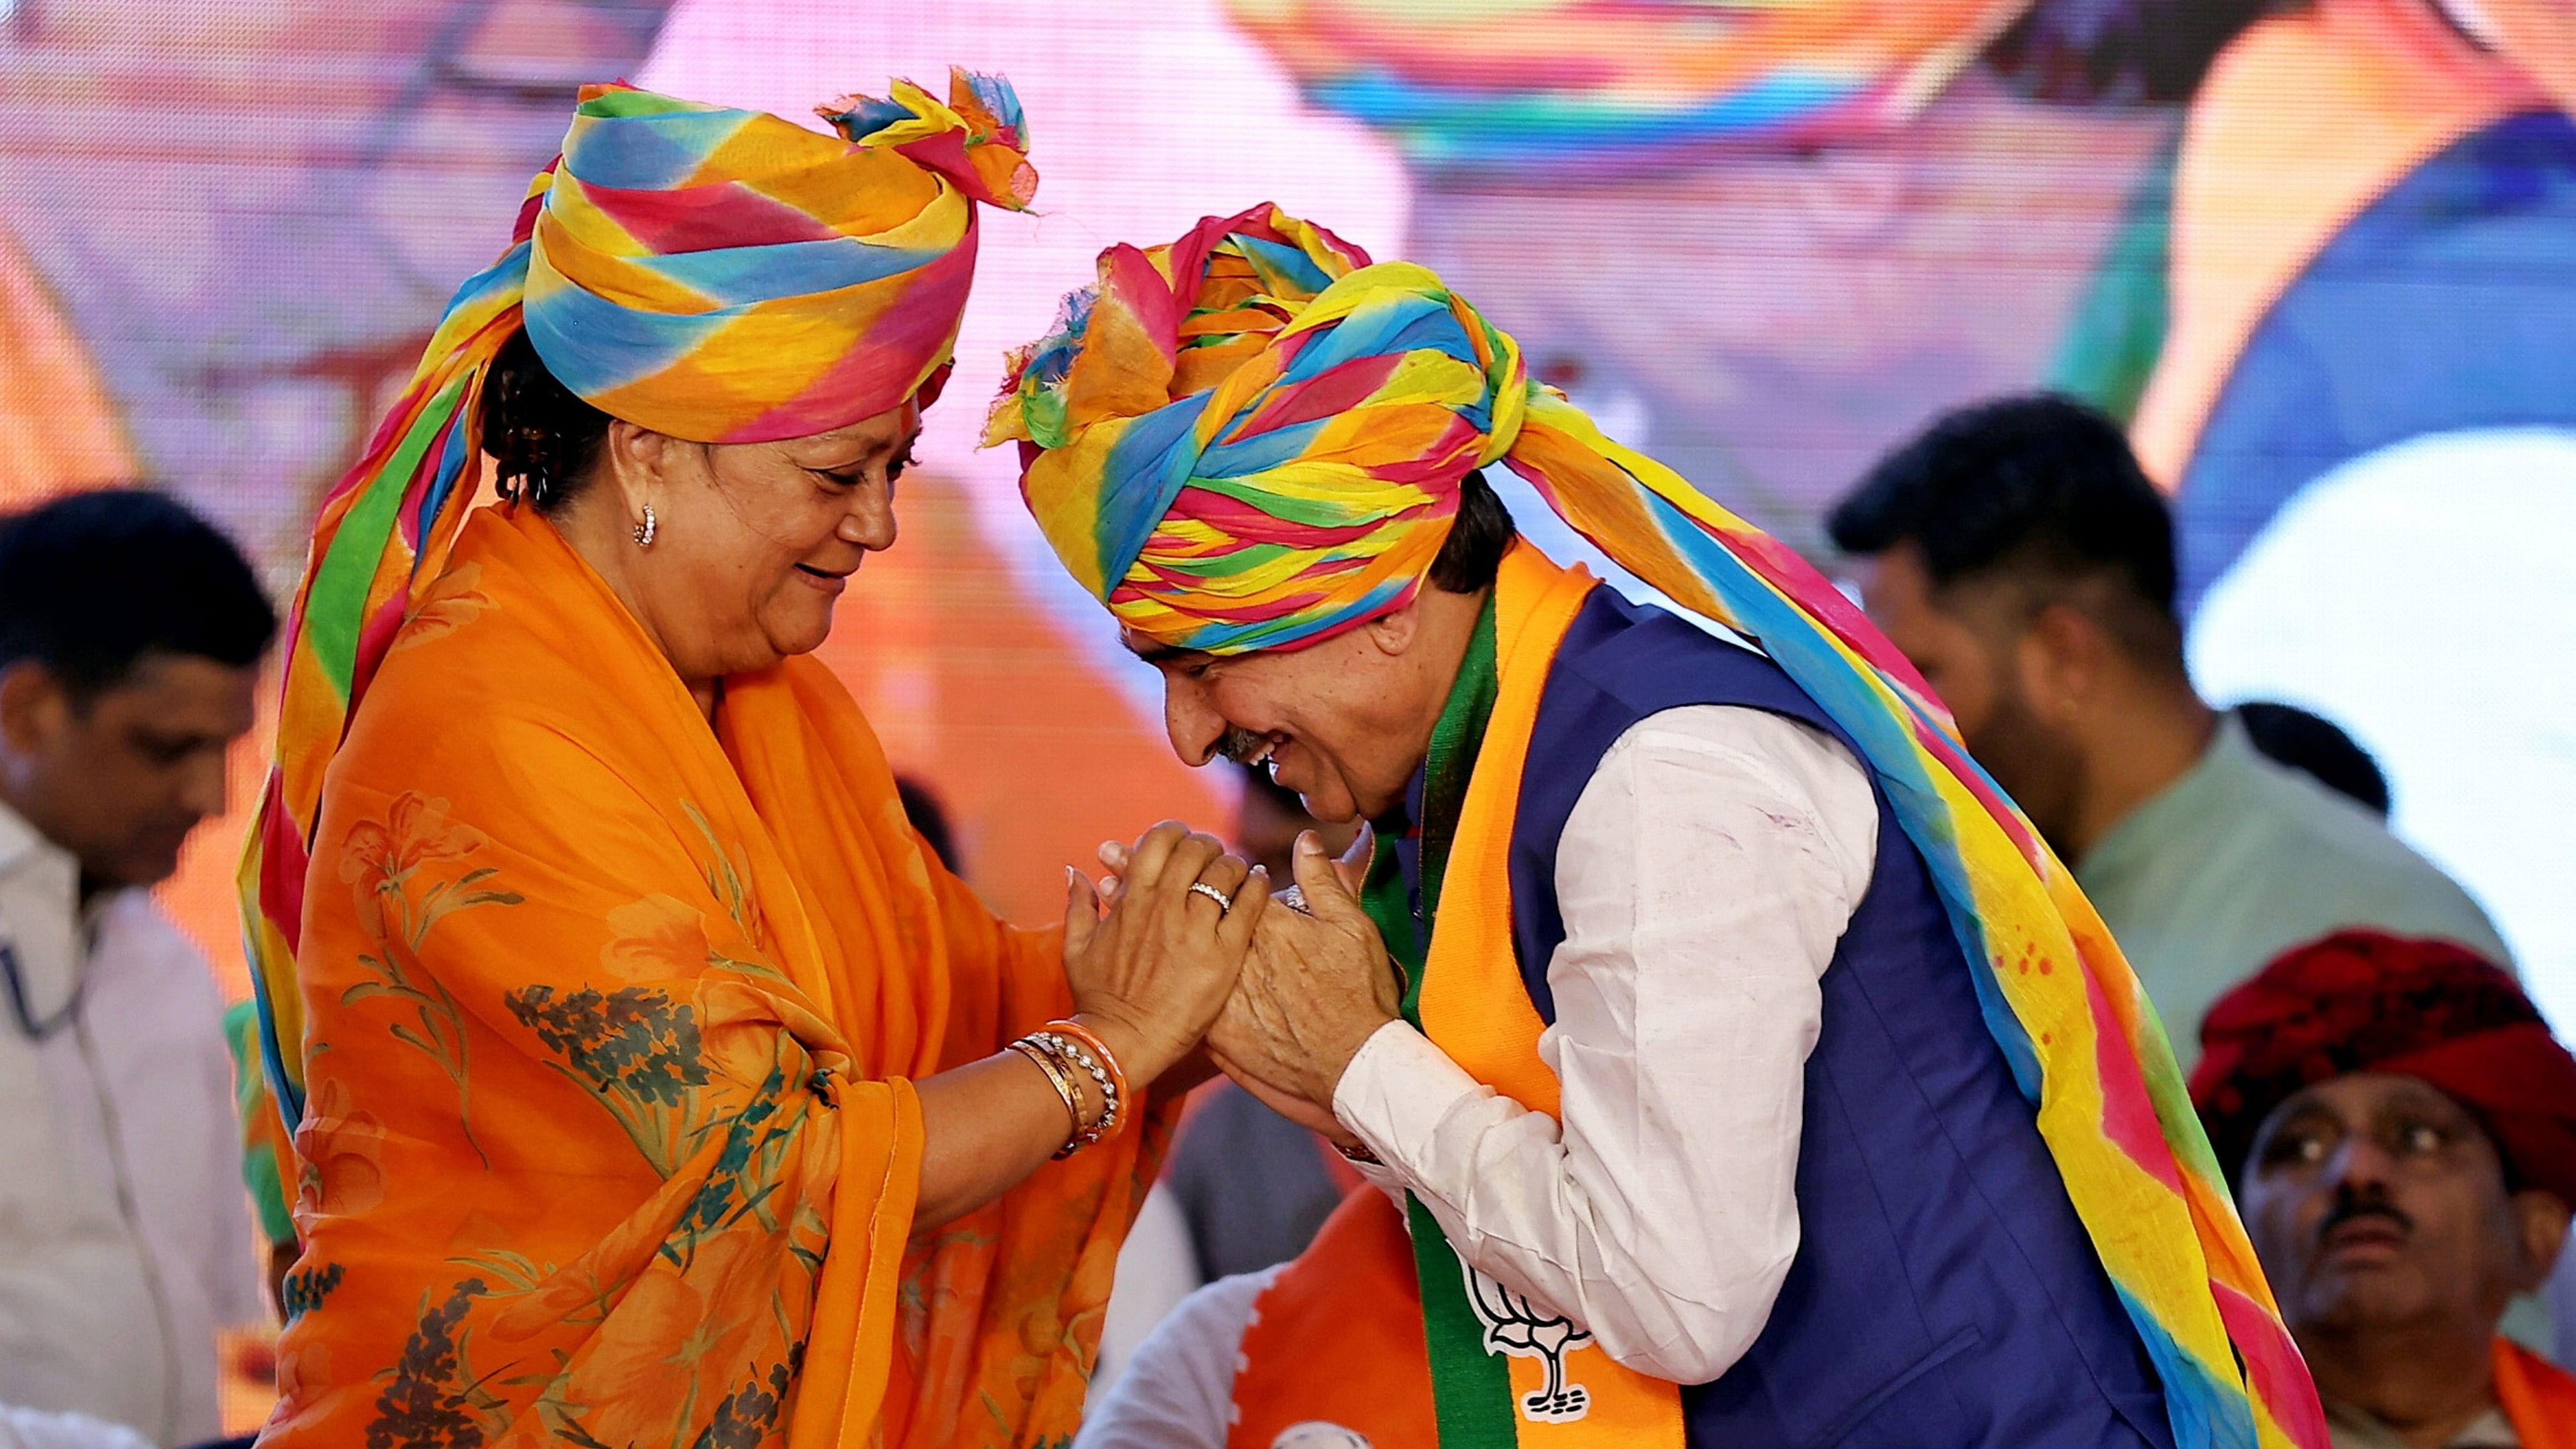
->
0, 489, 275, 1446
2193, 931, 2576, 1446
1830, 394, 2506, 1044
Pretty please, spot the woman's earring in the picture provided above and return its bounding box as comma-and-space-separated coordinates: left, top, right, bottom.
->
633, 503, 656, 548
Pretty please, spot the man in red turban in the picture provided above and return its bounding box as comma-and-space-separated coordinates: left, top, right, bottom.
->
2193, 931, 2576, 1448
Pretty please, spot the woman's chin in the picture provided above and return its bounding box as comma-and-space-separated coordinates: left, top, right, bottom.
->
765, 603, 837, 659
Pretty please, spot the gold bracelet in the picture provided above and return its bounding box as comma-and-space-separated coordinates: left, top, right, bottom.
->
1029, 1029, 1122, 1144
1006, 1039, 1085, 1157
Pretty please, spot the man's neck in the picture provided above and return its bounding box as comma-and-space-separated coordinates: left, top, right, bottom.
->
2066, 676, 2217, 861
2309, 1320, 2500, 1449
1377, 584, 1493, 823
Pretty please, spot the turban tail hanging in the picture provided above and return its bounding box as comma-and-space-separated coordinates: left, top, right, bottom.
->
988, 204, 2329, 1449
242, 72, 1036, 1129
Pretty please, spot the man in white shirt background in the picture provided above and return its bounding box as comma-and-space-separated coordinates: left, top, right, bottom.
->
0, 489, 276, 1447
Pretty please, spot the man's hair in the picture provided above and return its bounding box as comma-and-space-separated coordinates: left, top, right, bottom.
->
1829, 393, 2180, 656
1428, 470, 1516, 594
0, 488, 278, 698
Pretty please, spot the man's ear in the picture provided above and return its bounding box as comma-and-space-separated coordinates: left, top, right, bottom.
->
0, 661, 70, 761
2016, 601, 2104, 728
1361, 595, 1424, 657
2512, 1189, 2570, 1291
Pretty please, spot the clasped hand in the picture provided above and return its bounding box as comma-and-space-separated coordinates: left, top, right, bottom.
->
1087, 826, 1400, 1148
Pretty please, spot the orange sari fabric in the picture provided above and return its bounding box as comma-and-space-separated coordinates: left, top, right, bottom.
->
264, 503, 1160, 1448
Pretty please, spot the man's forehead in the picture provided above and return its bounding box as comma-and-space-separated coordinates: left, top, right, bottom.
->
1118, 629, 1207, 666
2271, 1070, 2475, 1123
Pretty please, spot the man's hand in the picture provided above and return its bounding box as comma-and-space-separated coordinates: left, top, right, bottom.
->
1207, 830, 1400, 1148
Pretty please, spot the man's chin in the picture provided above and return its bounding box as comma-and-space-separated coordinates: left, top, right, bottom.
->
2296, 1265, 2434, 1332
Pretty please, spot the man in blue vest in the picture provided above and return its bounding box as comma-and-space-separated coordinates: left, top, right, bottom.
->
998, 207, 2317, 1447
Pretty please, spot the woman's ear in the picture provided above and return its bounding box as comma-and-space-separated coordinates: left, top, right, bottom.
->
599, 420, 675, 520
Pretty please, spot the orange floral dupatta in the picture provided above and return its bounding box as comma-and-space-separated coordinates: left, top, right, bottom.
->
263, 503, 1158, 1448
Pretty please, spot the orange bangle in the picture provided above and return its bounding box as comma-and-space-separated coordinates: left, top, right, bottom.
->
1049, 1017, 1131, 1119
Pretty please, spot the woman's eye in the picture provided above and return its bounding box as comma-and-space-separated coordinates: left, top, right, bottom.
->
888, 448, 918, 484
814, 468, 861, 488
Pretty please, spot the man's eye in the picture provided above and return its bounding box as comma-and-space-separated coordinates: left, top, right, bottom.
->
2398, 1122, 2448, 1155
2261, 1129, 2332, 1169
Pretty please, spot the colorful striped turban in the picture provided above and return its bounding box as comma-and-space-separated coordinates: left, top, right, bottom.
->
1225, 1, 2034, 170
240, 72, 1032, 1127
989, 204, 2327, 1449
2192, 932, 2576, 1205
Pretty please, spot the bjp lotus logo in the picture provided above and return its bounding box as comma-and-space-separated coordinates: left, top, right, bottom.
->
1462, 1264, 1591, 1422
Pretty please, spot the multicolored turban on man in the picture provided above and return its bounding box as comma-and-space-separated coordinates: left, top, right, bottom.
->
2191, 930, 2576, 1203
987, 204, 2326, 1448
243, 71, 1034, 1127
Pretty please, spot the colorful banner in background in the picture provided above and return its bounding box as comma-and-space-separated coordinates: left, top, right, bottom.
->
4, 0, 2574, 1429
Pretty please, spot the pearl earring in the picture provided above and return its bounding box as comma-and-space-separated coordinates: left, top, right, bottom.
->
633, 503, 656, 548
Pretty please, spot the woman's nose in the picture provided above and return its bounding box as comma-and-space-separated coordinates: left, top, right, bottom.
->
839, 484, 897, 552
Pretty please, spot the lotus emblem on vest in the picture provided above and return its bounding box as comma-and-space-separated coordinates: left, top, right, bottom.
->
1461, 1263, 1592, 1422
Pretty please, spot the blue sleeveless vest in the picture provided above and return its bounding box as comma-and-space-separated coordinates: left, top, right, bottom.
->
1404, 587, 2178, 1448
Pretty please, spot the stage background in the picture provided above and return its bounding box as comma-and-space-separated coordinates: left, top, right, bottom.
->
5, 0, 2573, 1108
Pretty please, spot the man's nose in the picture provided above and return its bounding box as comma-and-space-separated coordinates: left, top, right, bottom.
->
1164, 679, 1224, 767
180, 749, 229, 821
2326, 1132, 2398, 1193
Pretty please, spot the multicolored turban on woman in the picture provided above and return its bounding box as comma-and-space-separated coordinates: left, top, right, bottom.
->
988, 204, 2327, 1448
243, 72, 1033, 1127
2191, 931, 2576, 1204
1225, 0, 2034, 170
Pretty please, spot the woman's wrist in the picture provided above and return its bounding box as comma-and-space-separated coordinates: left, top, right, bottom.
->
1068, 1007, 1172, 1089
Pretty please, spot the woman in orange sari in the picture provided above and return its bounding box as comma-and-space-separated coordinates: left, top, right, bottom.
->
238, 74, 1266, 1448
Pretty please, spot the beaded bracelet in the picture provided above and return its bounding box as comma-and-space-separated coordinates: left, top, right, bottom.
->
1005, 1038, 1086, 1153
1044, 1017, 1132, 1126
1028, 1030, 1121, 1153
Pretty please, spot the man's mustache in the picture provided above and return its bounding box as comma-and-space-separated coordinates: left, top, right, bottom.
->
2318, 1192, 2414, 1245
1219, 727, 1270, 765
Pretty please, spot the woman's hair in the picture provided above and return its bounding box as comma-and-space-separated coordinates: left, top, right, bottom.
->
481, 328, 613, 513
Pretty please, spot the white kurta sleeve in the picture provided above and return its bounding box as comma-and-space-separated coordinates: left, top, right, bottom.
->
1330, 704, 1878, 1383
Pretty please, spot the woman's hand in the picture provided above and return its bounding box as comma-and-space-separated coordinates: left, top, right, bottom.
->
1062, 820, 1270, 1088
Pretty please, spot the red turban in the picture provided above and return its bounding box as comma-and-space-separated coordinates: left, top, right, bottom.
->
2190, 930, 2576, 1204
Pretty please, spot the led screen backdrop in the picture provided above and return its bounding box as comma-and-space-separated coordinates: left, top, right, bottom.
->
5, 0, 2574, 1029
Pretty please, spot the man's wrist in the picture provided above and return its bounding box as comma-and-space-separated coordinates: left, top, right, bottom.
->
1314, 1009, 1403, 1107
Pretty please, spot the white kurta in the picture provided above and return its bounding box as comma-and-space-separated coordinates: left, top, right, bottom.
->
1079, 704, 1878, 1447
0, 803, 263, 1446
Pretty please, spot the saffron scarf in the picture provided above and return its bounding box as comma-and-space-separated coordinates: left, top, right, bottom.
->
243, 70, 1034, 1131
2494, 1336, 2576, 1449
992, 204, 2328, 1449
261, 505, 1160, 1448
